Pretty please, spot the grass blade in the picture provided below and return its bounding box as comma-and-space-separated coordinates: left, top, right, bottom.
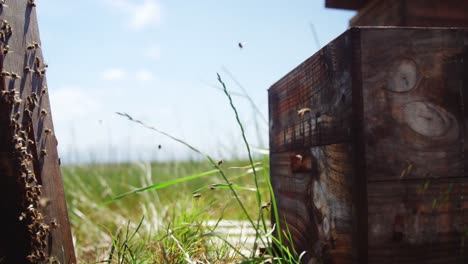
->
102, 169, 220, 205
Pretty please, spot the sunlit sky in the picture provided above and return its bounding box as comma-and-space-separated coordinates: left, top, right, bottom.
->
35, 1, 355, 164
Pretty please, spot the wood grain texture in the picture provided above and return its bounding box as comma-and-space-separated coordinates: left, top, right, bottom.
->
269, 30, 354, 154
361, 28, 466, 182
350, 0, 468, 27
269, 31, 358, 263
0, 1, 76, 263
361, 28, 468, 263
270, 27, 468, 263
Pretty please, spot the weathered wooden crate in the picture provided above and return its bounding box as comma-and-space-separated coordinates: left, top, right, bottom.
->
0, 2, 76, 263
269, 27, 468, 263
326, 0, 468, 27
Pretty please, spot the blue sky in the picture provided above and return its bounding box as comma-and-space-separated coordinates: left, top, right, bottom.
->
35, 0, 355, 163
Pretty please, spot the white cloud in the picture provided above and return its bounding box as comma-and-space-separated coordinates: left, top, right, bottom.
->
104, 0, 161, 30
100, 68, 127, 81
135, 69, 154, 81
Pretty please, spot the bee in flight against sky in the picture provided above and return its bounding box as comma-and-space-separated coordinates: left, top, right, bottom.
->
238, 41, 247, 49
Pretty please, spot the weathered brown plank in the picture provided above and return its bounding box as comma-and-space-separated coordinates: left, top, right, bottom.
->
269, 30, 357, 263
269, 30, 354, 154
325, 0, 369, 10
269, 27, 468, 263
361, 28, 466, 182
350, 0, 403, 26
367, 179, 468, 264
350, 0, 468, 27
0, 1, 76, 263
361, 27, 468, 263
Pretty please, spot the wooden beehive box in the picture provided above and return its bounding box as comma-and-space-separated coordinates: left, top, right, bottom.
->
0, 2, 76, 263
326, 0, 468, 27
269, 27, 468, 263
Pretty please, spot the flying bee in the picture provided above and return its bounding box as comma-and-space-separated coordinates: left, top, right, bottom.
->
261, 202, 271, 210
33, 41, 40, 49
44, 128, 52, 135
209, 184, 216, 190
41, 86, 47, 95
238, 41, 247, 49
40, 149, 47, 157
217, 160, 223, 166
27, 43, 36, 50
28, 0, 36, 7
40, 109, 48, 116
193, 193, 201, 199
1, 70, 10, 77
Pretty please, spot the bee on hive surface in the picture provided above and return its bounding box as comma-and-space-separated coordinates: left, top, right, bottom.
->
11, 72, 21, 79
1, 70, 10, 77
2, 44, 11, 54
28, 0, 36, 7
50, 219, 59, 229
298, 107, 311, 117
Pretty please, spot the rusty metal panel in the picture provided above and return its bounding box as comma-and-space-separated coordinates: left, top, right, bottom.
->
0, 1, 76, 263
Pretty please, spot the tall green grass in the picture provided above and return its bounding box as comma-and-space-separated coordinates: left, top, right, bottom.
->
63, 74, 302, 263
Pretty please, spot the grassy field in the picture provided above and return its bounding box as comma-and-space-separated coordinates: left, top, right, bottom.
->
62, 157, 277, 263
60, 76, 303, 263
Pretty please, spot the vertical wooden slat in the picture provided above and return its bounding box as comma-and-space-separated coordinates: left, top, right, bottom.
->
0, 1, 76, 263
269, 30, 358, 263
